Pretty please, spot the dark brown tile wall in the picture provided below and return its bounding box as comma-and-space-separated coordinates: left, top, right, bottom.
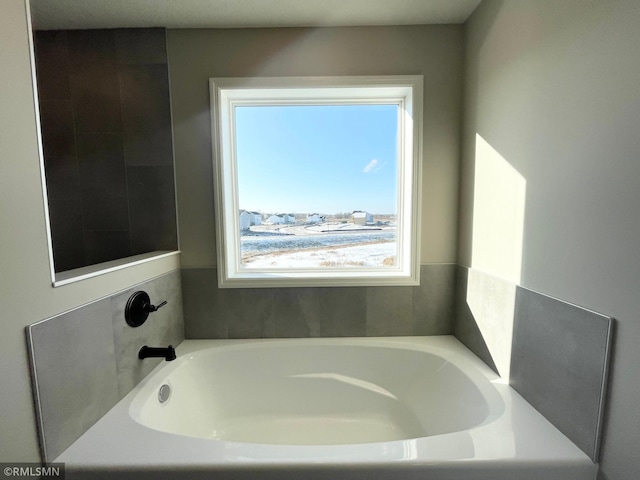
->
127, 165, 178, 254
33, 28, 177, 273
76, 133, 129, 231
119, 64, 174, 166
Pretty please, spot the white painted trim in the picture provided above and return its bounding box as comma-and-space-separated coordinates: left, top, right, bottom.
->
210, 75, 423, 288
53, 251, 180, 287
25, 0, 57, 286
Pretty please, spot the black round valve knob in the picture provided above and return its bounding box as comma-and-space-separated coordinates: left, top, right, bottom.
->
125, 291, 167, 327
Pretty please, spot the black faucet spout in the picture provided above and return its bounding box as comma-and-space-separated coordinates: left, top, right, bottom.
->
138, 345, 176, 361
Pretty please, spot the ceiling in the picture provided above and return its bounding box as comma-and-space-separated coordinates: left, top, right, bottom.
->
30, 0, 482, 30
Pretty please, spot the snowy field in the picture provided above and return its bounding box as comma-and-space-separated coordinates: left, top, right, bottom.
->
240, 223, 397, 268
242, 240, 397, 268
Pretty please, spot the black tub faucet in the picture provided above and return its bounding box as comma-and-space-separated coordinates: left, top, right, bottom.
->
138, 345, 176, 361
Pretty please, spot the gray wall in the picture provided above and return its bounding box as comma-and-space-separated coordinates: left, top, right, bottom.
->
0, 0, 180, 463
167, 26, 463, 268
168, 26, 464, 338
459, 1, 640, 478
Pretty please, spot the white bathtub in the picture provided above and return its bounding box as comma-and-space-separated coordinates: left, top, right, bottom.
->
57, 336, 596, 480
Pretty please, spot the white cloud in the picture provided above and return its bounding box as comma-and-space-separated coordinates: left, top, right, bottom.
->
363, 159, 378, 173
364, 158, 388, 174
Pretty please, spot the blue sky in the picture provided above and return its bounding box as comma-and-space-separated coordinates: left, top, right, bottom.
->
235, 104, 398, 215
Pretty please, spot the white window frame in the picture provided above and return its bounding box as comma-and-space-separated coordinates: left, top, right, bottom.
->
210, 75, 423, 288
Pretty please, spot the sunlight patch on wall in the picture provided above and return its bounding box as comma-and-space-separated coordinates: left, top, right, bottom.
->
466, 134, 526, 380
471, 134, 526, 282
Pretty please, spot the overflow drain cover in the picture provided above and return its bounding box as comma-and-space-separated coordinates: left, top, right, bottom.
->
158, 384, 171, 403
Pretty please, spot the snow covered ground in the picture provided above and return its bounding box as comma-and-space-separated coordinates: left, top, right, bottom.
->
303, 223, 389, 233
242, 241, 397, 269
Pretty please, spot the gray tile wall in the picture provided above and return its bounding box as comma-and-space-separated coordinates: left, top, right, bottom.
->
26, 270, 184, 462
453, 266, 613, 462
182, 264, 456, 338
33, 28, 178, 273
510, 287, 613, 462
452, 266, 501, 373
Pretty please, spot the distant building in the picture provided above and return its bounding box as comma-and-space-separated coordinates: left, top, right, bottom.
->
239, 210, 251, 230
351, 210, 374, 225
266, 214, 284, 224
249, 211, 262, 226
240, 210, 262, 230
283, 213, 295, 224
306, 213, 324, 224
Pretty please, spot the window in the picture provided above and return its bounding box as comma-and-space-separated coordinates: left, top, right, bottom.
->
210, 76, 423, 287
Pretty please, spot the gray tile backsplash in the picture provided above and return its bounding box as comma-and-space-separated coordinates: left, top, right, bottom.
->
110, 270, 184, 397
316, 287, 368, 337
27, 299, 119, 463
26, 270, 183, 462
182, 264, 455, 339
366, 286, 413, 336
180, 267, 227, 338
510, 287, 613, 462
453, 265, 613, 462
272, 287, 323, 337
453, 266, 506, 375
413, 263, 456, 335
